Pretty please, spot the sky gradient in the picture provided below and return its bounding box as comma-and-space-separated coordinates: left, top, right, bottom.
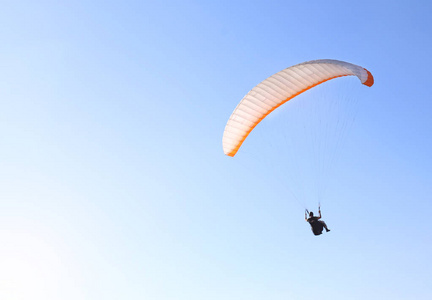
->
1, 1, 431, 299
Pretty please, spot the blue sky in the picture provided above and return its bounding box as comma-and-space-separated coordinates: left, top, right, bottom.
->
1, 1, 431, 299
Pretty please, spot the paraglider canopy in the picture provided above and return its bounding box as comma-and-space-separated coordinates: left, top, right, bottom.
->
222, 59, 374, 157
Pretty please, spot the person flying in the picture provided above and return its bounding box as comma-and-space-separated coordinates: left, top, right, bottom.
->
305, 205, 330, 236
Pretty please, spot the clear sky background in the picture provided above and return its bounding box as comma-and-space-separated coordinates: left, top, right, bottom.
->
1, 1, 431, 299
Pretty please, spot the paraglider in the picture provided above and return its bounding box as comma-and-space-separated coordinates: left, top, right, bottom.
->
222, 59, 374, 236
305, 205, 330, 236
